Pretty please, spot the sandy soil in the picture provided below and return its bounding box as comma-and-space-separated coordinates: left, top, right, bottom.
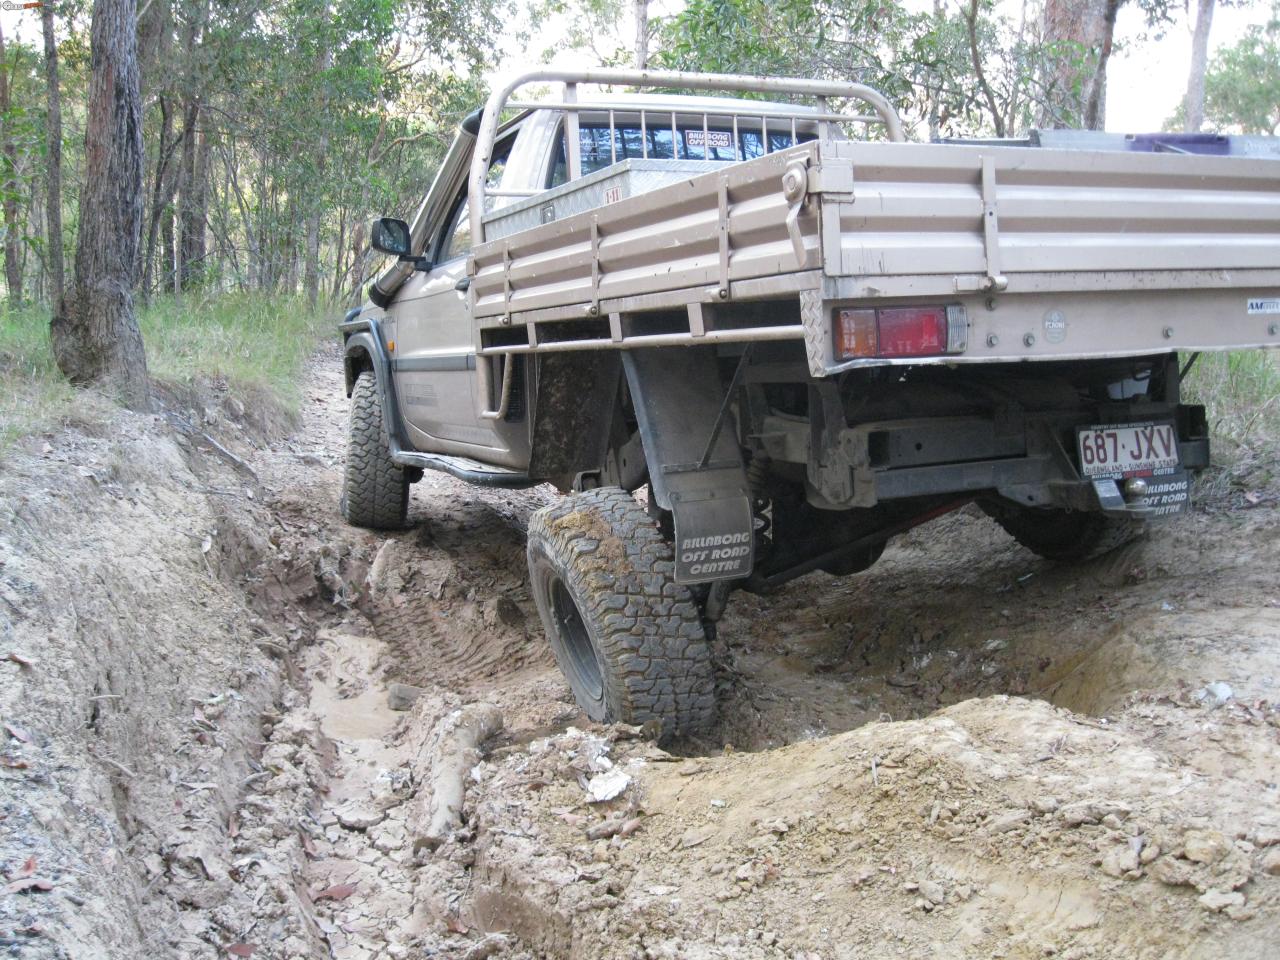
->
1, 348, 1277, 958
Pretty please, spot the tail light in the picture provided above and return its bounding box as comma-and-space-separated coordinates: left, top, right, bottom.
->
835, 304, 968, 360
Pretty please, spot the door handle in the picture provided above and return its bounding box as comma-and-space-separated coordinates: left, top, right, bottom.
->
454, 276, 471, 292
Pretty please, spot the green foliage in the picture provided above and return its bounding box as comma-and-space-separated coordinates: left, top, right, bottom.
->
1202, 6, 1280, 134
647, 0, 1081, 138
1183, 350, 1280, 447
1182, 349, 1280, 498
0, 292, 334, 449
527, 0, 630, 65
0, 304, 74, 448
0, 37, 53, 292
139, 292, 334, 407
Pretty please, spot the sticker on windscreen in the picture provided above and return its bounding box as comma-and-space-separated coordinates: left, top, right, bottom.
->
1247, 297, 1280, 315
1043, 309, 1068, 344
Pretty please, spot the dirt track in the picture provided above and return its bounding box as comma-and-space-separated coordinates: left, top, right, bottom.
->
1, 348, 1278, 958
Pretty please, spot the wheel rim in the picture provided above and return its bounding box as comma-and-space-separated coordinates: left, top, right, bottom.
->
548, 575, 604, 704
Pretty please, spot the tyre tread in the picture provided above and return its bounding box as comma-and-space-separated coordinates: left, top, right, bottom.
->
527, 488, 715, 736
342, 371, 409, 530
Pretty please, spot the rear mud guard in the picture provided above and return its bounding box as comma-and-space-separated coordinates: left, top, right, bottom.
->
621, 347, 754, 585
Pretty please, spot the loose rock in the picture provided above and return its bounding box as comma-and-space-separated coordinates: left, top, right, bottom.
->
387, 682, 426, 712
1260, 848, 1280, 876
1198, 889, 1245, 913
1182, 829, 1230, 865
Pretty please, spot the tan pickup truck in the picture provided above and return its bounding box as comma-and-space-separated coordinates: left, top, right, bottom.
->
339, 68, 1280, 737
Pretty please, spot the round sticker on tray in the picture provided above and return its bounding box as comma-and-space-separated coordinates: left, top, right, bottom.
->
1043, 309, 1067, 344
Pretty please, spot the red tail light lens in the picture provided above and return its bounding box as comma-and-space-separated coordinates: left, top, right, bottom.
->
834, 304, 968, 360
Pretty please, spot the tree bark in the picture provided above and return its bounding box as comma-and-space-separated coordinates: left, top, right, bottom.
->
0, 26, 24, 306
49, 0, 150, 411
141, 96, 179, 302
330, 204, 346, 301
42, 2, 65, 304
1183, 0, 1216, 132
177, 99, 207, 287
1038, 0, 1116, 129
1082, 0, 1120, 130
634, 0, 649, 70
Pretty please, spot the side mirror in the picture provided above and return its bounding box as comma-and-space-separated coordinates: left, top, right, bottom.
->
370, 217, 412, 258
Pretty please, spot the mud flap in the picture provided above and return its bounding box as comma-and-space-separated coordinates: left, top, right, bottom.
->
1093, 470, 1191, 518
622, 347, 754, 585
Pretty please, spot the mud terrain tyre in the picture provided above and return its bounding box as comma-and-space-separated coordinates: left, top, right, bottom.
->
342, 371, 409, 529
527, 487, 715, 737
980, 500, 1143, 562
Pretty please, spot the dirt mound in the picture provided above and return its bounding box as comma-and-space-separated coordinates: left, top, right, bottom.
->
457, 695, 1280, 960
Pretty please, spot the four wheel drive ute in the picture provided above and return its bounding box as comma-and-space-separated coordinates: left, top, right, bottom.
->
339, 68, 1280, 737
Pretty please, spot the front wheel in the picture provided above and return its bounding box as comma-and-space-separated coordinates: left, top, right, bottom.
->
341, 371, 409, 529
980, 499, 1144, 562
527, 488, 715, 738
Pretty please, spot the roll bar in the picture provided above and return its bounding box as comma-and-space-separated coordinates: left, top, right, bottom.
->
467, 68, 906, 244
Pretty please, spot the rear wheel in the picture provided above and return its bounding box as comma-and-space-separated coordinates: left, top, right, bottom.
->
980, 499, 1144, 562
527, 487, 715, 737
341, 371, 409, 529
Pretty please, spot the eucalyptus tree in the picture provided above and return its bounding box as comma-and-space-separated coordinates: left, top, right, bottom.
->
50, 0, 150, 410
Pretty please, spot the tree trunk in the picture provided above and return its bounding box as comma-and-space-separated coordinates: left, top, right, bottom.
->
304, 207, 321, 306
190, 128, 210, 280
1082, 0, 1120, 130
1183, 0, 1216, 132
305, 5, 332, 308
49, 0, 150, 411
0, 26, 24, 306
141, 96, 178, 303
634, 0, 649, 70
347, 217, 366, 304
161, 203, 175, 294
42, 2, 65, 303
330, 204, 346, 301
1038, 0, 1116, 129
177, 99, 205, 287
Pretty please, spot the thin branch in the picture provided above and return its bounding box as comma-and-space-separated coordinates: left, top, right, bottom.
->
965, 0, 1006, 137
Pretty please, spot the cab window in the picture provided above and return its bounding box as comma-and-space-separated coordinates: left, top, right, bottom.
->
548, 123, 815, 187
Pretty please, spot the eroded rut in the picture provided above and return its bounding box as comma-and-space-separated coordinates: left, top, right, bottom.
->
2, 349, 1278, 959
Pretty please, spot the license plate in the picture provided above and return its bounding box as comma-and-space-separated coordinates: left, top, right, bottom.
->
1076, 422, 1179, 479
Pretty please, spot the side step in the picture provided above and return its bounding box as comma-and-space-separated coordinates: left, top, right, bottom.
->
392, 450, 539, 489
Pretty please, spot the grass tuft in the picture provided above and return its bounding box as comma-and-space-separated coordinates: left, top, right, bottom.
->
139, 292, 335, 410
0, 304, 77, 450
0, 293, 337, 453
1182, 350, 1280, 500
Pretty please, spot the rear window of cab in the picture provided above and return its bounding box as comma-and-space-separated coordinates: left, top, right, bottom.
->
548, 123, 816, 187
